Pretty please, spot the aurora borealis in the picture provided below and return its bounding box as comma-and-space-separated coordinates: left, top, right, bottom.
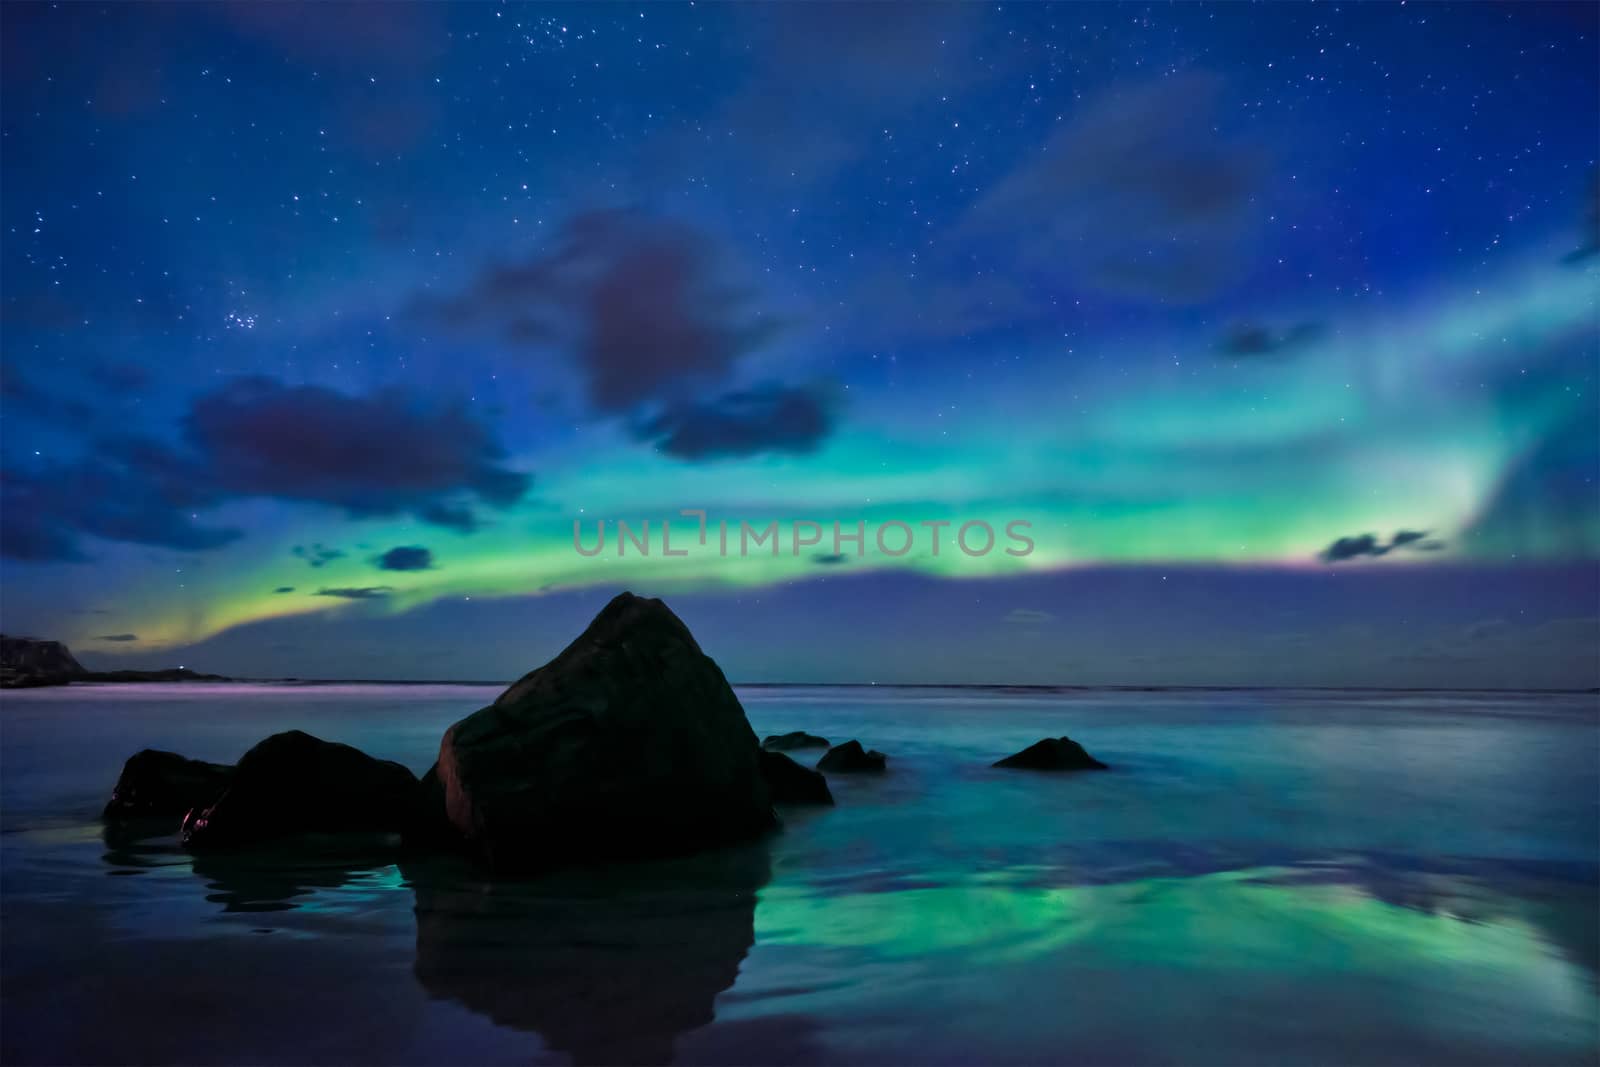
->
2, 2, 1596, 685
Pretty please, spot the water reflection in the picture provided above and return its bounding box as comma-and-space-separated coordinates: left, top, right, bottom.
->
81, 830, 1596, 1066
190, 836, 402, 913
404, 843, 773, 1065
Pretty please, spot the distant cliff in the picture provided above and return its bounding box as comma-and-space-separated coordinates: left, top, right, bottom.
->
0, 635, 86, 687
0, 635, 229, 688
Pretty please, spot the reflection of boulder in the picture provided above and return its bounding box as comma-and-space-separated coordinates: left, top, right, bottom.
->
408, 842, 770, 1065
181, 730, 418, 850
103, 749, 234, 823
758, 750, 833, 805
434, 593, 775, 873
762, 731, 830, 751
817, 739, 887, 773
189, 837, 400, 913
993, 736, 1108, 771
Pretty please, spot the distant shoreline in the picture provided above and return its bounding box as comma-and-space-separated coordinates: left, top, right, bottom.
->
47, 678, 1600, 695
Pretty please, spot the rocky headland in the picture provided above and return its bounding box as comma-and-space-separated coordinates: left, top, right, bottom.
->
1, 634, 230, 687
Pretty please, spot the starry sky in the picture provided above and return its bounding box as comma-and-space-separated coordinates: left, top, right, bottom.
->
2, 2, 1596, 687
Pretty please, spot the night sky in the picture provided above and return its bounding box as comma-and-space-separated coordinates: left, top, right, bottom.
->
2, 2, 1596, 687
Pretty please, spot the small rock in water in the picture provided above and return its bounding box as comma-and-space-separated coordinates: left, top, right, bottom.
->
816, 740, 887, 773
993, 736, 1108, 771
761, 730, 831, 751
104, 749, 234, 821
181, 730, 418, 849
758, 750, 834, 805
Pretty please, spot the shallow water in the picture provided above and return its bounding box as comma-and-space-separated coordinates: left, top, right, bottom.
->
2, 683, 1596, 1065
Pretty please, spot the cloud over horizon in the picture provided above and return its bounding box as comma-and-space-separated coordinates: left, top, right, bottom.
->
0, 377, 531, 562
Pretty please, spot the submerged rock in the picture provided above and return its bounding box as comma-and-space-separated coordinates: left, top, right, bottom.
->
993, 736, 1108, 771
761, 730, 830, 751
181, 730, 419, 849
433, 592, 775, 873
816, 740, 887, 773
758, 750, 834, 805
103, 749, 234, 821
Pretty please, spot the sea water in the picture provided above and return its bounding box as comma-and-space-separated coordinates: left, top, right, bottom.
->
2, 683, 1596, 1065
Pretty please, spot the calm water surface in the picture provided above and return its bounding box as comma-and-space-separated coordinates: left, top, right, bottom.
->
2, 683, 1596, 1065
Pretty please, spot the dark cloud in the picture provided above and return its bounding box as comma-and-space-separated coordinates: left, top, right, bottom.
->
186, 376, 529, 516
94, 633, 138, 642
1218, 322, 1325, 358
640, 385, 834, 461
374, 545, 434, 572
430, 210, 780, 414
273, 586, 295, 594
1320, 530, 1440, 563
0, 376, 530, 562
426, 211, 831, 461
314, 586, 393, 600
417, 502, 482, 533
966, 74, 1266, 303
292, 543, 345, 568
0, 438, 241, 561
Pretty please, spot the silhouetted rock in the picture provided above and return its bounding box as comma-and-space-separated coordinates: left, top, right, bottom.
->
404, 763, 461, 849
0, 634, 85, 687
993, 736, 1108, 771
758, 749, 834, 805
816, 739, 887, 773
103, 749, 234, 822
181, 730, 419, 849
433, 592, 775, 873
761, 730, 830, 751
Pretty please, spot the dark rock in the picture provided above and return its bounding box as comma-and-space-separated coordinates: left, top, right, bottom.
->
761, 730, 830, 751
404, 763, 461, 849
103, 749, 234, 821
758, 750, 834, 805
181, 730, 419, 849
433, 592, 775, 874
0, 634, 85, 687
816, 740, 887, 773
993, 736, 1108, 771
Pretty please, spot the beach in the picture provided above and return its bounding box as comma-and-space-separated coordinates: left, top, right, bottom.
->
1, 682, 1596, 1065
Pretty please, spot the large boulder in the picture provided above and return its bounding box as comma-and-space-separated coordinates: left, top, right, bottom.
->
181, 730, 419, 849
433, 592, 776, 873
816, 740, 887, 773
104, 749, 234, 821
761, 730, 830, 751
993, 736, 1108, 771
758, 750, 834, 806
0, 635, 85, 688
